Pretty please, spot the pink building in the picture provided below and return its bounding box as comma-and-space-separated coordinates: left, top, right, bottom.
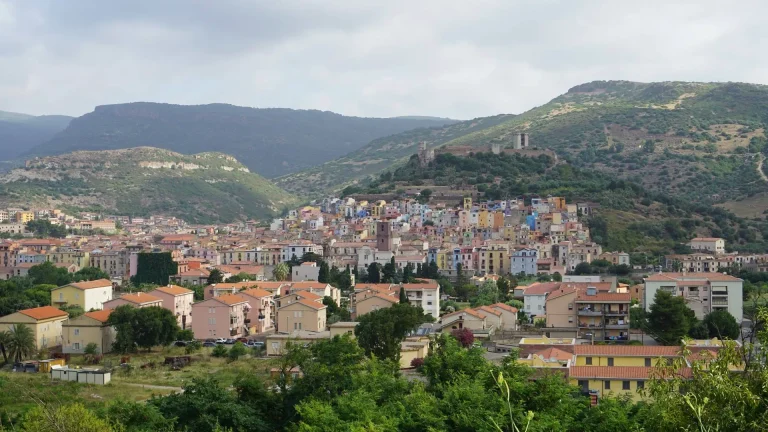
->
103, 292, 163, 309
191, 294, 249, 339
236, 288, 275, 334
149, 285, 194, 330
203, 282, 260, 300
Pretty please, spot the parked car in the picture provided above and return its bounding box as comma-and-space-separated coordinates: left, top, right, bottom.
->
236, 337, 249, 344
246, 341, 264, 348
215, 338, 227, 344
225, 339, 236, 344
173, 341, 188, 347
204, 339, 215, 343
202, 342, 216, 348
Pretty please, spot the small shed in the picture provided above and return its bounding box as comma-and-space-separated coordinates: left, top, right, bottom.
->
39, 358, 66, 373
50, 367, 111, 385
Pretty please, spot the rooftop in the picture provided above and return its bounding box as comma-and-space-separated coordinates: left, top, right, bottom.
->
64, 279, 113, 290
570, 366, 691, 379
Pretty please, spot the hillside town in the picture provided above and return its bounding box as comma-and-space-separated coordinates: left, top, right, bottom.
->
0, 193, 751, 406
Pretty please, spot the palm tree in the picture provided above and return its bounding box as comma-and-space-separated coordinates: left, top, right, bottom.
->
0, 330, 10, 364
7, 324, 36, 363
273, 263, 289, 281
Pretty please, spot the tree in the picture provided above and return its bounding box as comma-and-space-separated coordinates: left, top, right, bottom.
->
382, 257, 396, 283
552, 272, 562, 282
22, 403, 116, 432
28, 261, 72, 286
403, 262, 414, 283
273, 263, 289, 281
134, 252, 178, 285
451, 328, 475, 348
0, 330, 9, 364
367, 262, 381, 283
703, 310, 741, 339
225, 272, 251, 283
108, 305, 180, 353
355, 304, 426, 360
72, 266, 110, 282
211, 344, 228, 358
456, 263, 468, 287
471, 280, 499, 307
207, 269, 224, 285
572, 262, 593, 275
428, 260, 439, 279
83, 342, 99, 357
7, 323, 36, 362
647, 290, 695, 345
399, 286, 409, 303
323, 296, 350, 324
178, 329, 195, 341
418, 188, 433, 203
228, 342, 248, 361
318, 261, 330, 283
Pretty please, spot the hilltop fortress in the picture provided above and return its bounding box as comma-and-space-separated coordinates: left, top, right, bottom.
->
418, 133, 558, 167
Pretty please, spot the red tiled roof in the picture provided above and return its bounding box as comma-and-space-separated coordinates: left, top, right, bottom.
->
547, 287, 577, 301
570, 366, 691, 379
531, 347, 573, 362
291, 281, 329, 289
66, 279, 113, 290
116, 293, 163, 305
573, 345, 681, 357
285, 298, 327, 310
16, 306, 68, 321
523, 282, 561, 296
645, 272, 741, 282
238, 288, 273, 298
153, 285, 193, 296
84, 309, 113, 323
490, 303, 518, 313
215, 294, 248, 306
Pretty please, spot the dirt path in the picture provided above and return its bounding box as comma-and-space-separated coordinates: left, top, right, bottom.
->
121, 382, 183, 393
758, 154, 768, 183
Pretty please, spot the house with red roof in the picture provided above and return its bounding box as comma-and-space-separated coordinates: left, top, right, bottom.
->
62, 309, 116, 354
0, 306, 69, 349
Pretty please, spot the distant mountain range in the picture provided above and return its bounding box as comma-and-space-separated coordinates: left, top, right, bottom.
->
0, 110, 72, 161
0, 147, 297, 224
26, 103, 458, 178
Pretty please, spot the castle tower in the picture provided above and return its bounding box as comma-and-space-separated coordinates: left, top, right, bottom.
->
463, 197, 472, 211
377, 220, 394, 251
491, 143, 502, 155
515, 133, 530, 148
417, 142, 434, 167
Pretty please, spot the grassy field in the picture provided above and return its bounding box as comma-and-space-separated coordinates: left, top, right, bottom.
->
0, 345, 278, 424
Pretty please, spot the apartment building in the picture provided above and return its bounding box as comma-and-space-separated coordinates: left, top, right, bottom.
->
51, 279, 113, 311
149, 285, 194, 330
688, 237, 725, 255
644, 272, 743, 322
191, 294, 249, 339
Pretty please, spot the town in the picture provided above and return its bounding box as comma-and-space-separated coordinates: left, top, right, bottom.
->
0, 191, 752, 409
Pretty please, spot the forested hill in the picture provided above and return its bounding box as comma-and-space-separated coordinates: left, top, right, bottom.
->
0, 147, 297, 224
0, 110, 72, 162
351, 151, 768, 256
27, 103, 458, 178
280, 81, 768, 220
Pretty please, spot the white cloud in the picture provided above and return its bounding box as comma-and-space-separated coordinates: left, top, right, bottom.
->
0, 0, 766, 119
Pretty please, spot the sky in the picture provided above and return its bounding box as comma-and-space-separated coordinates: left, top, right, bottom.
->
1, 0, 766, 119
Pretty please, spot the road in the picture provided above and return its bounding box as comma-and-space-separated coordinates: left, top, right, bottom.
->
757, 153, 768, 183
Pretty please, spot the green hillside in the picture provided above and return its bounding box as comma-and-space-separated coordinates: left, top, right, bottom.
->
354, 151, 768, 255
28, 103, 458, 178
0, 147, 297, 224
280, 81, 768, 214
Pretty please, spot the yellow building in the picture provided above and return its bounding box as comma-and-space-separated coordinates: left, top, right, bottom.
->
434, 250, 449, 270
51, 279, 113, 311
47, 251, 90, 269
463, 197, 472, 210
399, 337, 430, 369
0, 306, 68, 349
569, 366, 663, 401
573, 345, 680, 367
15, 211, 34, 223
62, 309, 116, 354
477, 209, 489, 228
478, 244, 509, 275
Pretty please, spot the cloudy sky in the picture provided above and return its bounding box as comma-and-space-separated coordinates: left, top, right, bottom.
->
0, 0, 765, 119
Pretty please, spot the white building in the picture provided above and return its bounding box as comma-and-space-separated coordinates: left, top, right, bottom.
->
644, 272, 743, 322
510, 248, 538, 276
521, 282, 560, 318
688, 238, 725, 255
403, 281, 441, 317
293, 262, 321, 281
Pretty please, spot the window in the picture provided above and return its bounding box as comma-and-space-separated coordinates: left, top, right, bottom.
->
568, 303, 573, 310
622, 381, 630, 390
294, 311, 303, 318
209, 318, 216, 325
74, 329, 80, 336
607, 358, 614, 366
585, 357, 592, 365
637, 381, 644, 389
568, 317, 573, 323
604, 381, 611, 390
59, 292, 63, 300
577, 380, 588, 389
645, 358, 651, 367
73, 343, 80, 350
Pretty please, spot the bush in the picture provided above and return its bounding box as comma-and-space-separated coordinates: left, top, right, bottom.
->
410, 357, 425, 369
211, 344, 228, 358
451, 328, 475, 348
228, 342, 247, 361
185, 340, 202, 354
177, 329, 194, 341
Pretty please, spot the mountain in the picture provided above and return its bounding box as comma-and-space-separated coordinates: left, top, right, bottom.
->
0, 147, 297, 224
0, 110, 72, 162
27, 103, 458, 178
279, 81, 768, 218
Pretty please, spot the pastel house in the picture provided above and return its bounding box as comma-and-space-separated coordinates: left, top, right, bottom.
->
191, 294, 249, 339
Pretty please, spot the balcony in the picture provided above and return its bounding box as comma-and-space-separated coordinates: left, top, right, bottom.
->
577, 309, 603, 316
604, 323, 630, 329
711, 298, 729, 306
604, 310, 628, 316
